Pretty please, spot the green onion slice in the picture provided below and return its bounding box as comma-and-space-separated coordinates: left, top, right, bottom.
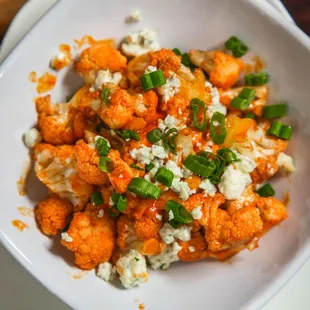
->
127, 178, 161, 199
232, 44, 248, 58
98, 156, 114, 173
225, 36, 242, 51
245, 112, 256, 120
162, 128, 178, 154
166, 200, 193, 228
190, 98, 207, 131
130, 164, 144, 171
95, 137, 111, 156
217, 148, 239, 164
147, 129, 162, 144
245, 72, 269, 86
239, 88, 256, 101
256, 183, 275, 197
140, 70, 166, 91
114, 129, 140, 141
263, 104, 287, 119
91, 192, 104, 206
231, 97, 250, 110
154, 167, 174, 187
210, 112, 227, 144
268, 121, 283, 137
145, 162, 155, 172
279, 125, 293, 140
184, 154, 216, 178
111, 191, 128, 212
181, 53, 196, 70
100, 87, 111, 104
172, 48, 182, 56
225, 36, 248, 58
108, 209, 120, 218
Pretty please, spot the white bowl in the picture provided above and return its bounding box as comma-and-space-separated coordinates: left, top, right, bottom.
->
0, 0, 310, 309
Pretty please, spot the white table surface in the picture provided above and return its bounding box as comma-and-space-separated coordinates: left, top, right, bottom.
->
0, 1, 309, 309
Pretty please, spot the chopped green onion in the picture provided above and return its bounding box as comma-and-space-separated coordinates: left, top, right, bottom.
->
184, 155, 216, 178
166, 200, 193, 228
111, 191, 128, 211
98, 156, 114, 173
210, 112, 227, 144
245, 72, 269, 86
239, 88, 256, 101
217, 148, 239, 164
135, 257, 140, 262
114, 129, 140, 141
130, 164, 144, 171
268, 121, 283, 137
95, 137, 111, 156
231, 97, 250, 110
190, 98, 207, 131
172, 48, 182, 56
256, 183, 275, 197
147, 129, 162, 144
154, 167, 174, 187
145, 162, 155, 172
127, 178, 161, 199
108, 209, 120, 218
149, 70, 166, 88
263, 104, 287, 119
162, 128, 178, 154
140, 70, 166, 91
245, 112, 256, 119
100, 87, 111, 104
181, 53, 196, 70
91, 192, 104, 206
96, 121, 109, 132
225, 36, 248, 58
279, 125, 293, 140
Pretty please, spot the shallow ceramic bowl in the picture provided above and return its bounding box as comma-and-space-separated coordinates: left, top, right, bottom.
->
0, 0, 310, 309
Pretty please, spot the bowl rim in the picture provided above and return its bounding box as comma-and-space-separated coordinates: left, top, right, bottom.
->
0, 0, 309, 309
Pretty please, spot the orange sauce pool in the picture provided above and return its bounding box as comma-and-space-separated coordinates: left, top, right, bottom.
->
36, 72, 57, 94
283, 191, 290, 206
69, 270, 89, 280
18, 207, 34, 217
139, 303, 145, 310
12, 220, 28, 232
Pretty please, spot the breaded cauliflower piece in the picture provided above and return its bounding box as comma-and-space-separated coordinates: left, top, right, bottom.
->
206, 206, 263, 252
97, 88, 135, 129
189, 50, 244, 89
134, 216, 162, 241
61, 203, 116, 270
35, 196, 73, 236
34, 143, 93, 211
256, 197, 288, 227
117, 215, 137, 249
75, 40, 127, 84
35, 95, 86, 145
148, 48, 181, 73
134, 90, 160, 123
74, 139, 109, 186
107, 149, 133, 193
250, 156, 278, 184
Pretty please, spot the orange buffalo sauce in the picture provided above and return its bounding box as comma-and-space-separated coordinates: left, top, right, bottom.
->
12, 220, 28, 232
36, 72, 57, 94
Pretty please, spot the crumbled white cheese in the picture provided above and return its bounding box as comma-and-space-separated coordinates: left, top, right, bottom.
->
158, 74, 181, 102
116, 249, 148, 289
277, 152, 295, 173
95, 69, 122, 89
130, 146, 154, 164
97, 262, 116, 282
171, 180, 195, 201
205, 81, 227, 118
155, 214, 163, 221
191, 206, 203, 220
151, 145, 168, 159
50, 51, 68, 69
98, 209, 104, 218
61, 232, 73, 242
188, 246, 195, 253
159, 223, 192, 244
147, 242, 181, 270
199, 179, 217, 197
145, 65, 157, 74
125, 9, 142, 23
121, 29, 160, 57
182, 167, 193, 178
24, 128, 42, 148
165, 160, 184, 178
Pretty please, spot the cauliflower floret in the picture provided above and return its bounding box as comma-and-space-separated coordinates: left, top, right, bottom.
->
34, 143, 93, 211
24, 128, 42, 148
61, 203, 115, 270
74, 139, 109, 186
277, 152, 295, 174
35, 95, 86, 145
116, 215, 137, 249
97, 88, 135, 129
250, 156, 278, 184
189, 50, 244, 89
107, 149, 133, 193
116, 249, 148, 288
256, 197, 288, 226
148, 49, 181, 73
134, 91, 160, 123
206, 206, 263, 252
75, 39, 127, 84
35, 196, 73, 236
97, 262, 116, 282
134, 216, 162, 241
178, 234, 209, 262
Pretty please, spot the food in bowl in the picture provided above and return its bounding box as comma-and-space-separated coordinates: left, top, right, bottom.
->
23, 30, 295, 289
